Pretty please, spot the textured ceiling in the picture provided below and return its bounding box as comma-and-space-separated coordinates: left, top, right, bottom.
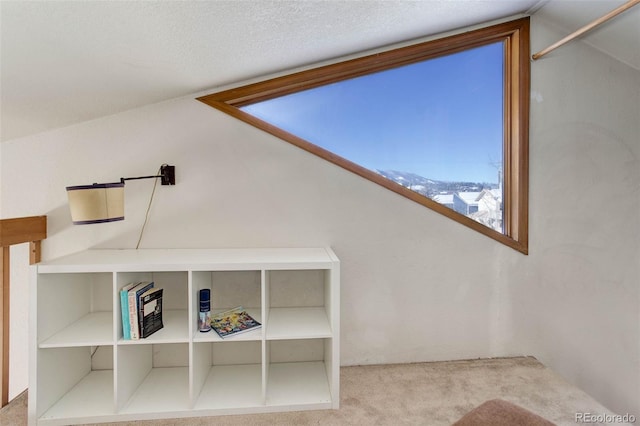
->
1, 0, 638, 142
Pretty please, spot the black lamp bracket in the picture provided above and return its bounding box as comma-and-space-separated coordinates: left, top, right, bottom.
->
121, 164, 175, 185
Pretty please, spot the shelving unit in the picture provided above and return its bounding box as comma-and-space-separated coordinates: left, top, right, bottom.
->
29, 248, 340, 425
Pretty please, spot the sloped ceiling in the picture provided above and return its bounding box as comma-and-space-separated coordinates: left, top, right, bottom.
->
1, 0, 638, 142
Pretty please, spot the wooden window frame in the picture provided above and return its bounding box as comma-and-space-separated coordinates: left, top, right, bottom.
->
198, 17, 530, 254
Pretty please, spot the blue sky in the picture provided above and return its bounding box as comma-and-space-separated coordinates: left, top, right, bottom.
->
242, 41, 504, 184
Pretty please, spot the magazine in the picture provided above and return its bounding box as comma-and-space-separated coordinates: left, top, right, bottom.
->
210, 306, 261, 338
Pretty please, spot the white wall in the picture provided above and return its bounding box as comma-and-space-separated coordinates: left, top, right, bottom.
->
1, 16, 638, 418
514, 16, 639, 416
2, 91, 517, 398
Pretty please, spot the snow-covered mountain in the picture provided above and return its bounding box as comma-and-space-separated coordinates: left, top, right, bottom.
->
375, 169, 495, 198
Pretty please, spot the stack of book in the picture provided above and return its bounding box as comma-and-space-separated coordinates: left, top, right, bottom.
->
120, 281, 164, 339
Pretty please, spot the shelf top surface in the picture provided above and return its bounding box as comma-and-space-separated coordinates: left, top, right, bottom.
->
36, 247, 338, 272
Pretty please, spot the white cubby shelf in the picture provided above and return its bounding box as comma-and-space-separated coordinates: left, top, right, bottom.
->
29, 248, 340, 425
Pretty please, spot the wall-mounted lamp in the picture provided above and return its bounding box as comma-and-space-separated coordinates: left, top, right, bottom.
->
66, 164, 175, 225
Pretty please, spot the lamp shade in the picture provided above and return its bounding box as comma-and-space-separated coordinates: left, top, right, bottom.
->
66, 183, 125, 224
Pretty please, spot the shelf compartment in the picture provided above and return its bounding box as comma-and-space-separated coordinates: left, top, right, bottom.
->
265, 338, 332, 407
117, 271, 188, 341
266, 269, 333, 341
38, 370, 115, 424
35, 346, 114, 422
192, 340, 263, 409
36, 272, 113, 346
39, 311, 113, 348
118, 309, 189, 344
191, 270, 262, 339
116, 343, 189, 414
266, 362, 331, 407
194, 364, 263, 410
266, 307, 331, 340
119, 366, 190, 415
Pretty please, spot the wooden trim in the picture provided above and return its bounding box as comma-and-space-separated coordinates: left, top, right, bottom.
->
0, 215, 47, 407
0, 247, 9, 407
198, 18, 530, 254
0, 216, 47, 247
30, 241, 42, 265
200, 19, 528, 107
516, 21, 531, 253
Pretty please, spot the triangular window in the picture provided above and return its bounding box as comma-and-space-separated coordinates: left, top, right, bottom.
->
199, 18, 529, 253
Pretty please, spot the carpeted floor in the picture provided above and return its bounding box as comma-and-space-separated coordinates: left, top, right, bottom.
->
1, 357, 622, 426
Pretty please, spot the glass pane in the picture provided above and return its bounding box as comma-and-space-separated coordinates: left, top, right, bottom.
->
242, 42, 504, 233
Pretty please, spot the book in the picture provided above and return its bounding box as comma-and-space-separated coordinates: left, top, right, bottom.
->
210, 306, 261, 339
128, 281, 154, 340
139, 287, 163, 338
119, 281, 140, 340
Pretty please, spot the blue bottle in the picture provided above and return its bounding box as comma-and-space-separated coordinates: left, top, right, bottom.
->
199, 289, 211, 332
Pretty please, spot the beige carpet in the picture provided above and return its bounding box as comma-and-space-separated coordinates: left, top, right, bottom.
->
1, 357, 621, 426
